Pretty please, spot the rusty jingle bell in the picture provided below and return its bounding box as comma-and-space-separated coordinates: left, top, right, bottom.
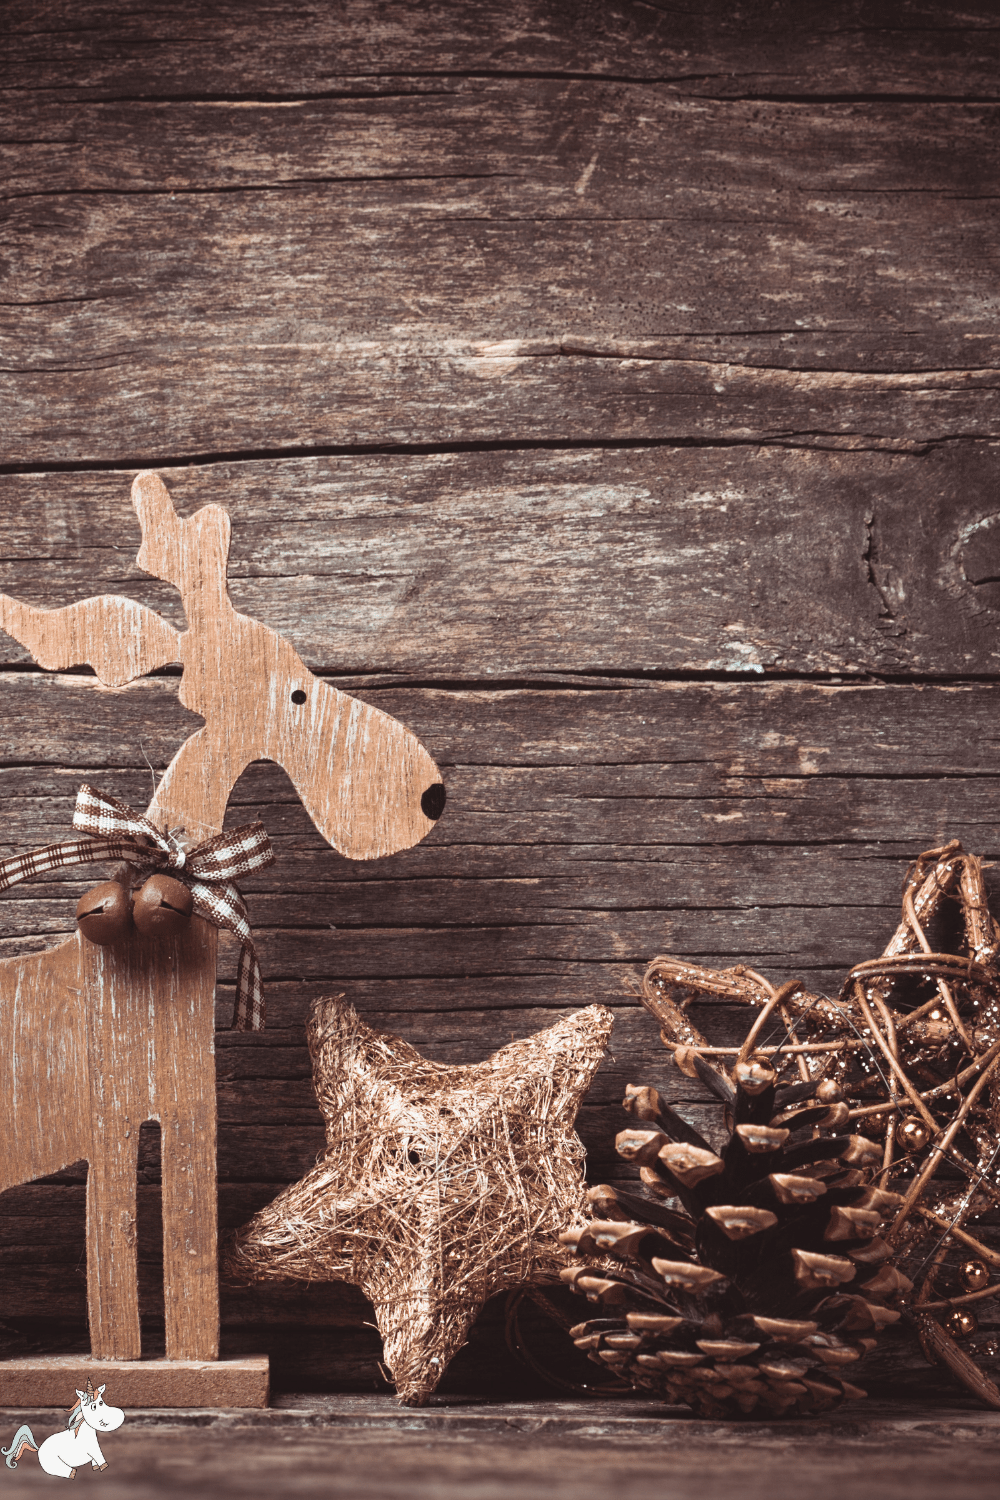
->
75, 880, 132, 946
76, 873, 193, 946
131, 874, 193, 937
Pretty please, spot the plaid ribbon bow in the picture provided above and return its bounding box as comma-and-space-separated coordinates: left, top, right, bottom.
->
0, 784, 275, 1031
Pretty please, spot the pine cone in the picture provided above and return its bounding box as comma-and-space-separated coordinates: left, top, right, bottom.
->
560, 1059, 912, 1417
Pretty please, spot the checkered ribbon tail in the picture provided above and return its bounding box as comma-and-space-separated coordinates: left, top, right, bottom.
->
0, 784, 275, 1031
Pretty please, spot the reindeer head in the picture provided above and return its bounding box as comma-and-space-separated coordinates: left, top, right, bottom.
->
0, 475, 444, 857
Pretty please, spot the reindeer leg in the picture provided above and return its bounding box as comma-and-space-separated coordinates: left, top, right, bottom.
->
69, 936, 144, 1362
80, 933, 150, 1360
86, 1123, 141, 1359
156, 921, 220, 1361
161, 1107, 219, 1361
160, 1079, 219, 1361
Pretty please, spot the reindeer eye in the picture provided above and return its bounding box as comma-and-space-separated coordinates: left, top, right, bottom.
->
290, 689, 307, 705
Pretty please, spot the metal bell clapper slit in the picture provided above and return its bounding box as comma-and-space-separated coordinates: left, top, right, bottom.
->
76, 880, 132, 947
132, 873, 193, 938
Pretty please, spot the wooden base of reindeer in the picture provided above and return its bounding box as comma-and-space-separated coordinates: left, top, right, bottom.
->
0, 1356, 269, 1410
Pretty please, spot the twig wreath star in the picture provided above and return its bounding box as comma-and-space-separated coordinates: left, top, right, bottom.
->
643, 839, 1000, 1327
224, 995, 613, 1404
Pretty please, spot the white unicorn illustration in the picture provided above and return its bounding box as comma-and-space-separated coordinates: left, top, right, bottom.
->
2, 1378, 124, 1479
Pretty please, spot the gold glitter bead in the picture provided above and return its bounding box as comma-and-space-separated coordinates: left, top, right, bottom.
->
899, 1116, 930, 1151
944, 1309, 978, 1339
962, 1260, 990, 1292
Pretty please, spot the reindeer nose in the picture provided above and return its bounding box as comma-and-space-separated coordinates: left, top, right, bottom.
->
421, 782, 446, 821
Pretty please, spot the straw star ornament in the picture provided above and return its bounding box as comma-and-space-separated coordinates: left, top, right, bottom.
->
225, 995, 612, 1403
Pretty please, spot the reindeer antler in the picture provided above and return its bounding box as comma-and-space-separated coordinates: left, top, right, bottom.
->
0, 593, 180, 691
131, 473, 232, 614
0, 474, 236, 690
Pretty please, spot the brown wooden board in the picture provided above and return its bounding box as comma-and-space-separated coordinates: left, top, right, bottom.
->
4, 28, 1000, 467
3, 0, 1000, 1407
6, 0, 1000, 100
0, 1396, 999, 1500
3, 449, 1000, 679
0, 1355, 269, 1409
4, 110, 1000, 460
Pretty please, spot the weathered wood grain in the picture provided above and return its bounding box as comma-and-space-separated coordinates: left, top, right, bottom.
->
5, 0, 1000, 1406
8, 87, 1000, 204
0, 1401, 995, 1500
5, 669, 1000, 778
3, 197, 998, 459
7, 0, 1000, 101
4, 79, 1000, 460
3, 447, 1000, 679
0, 1355, 270, 1409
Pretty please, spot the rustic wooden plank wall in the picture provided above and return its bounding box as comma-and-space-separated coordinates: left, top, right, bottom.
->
3, 1, 1000, 1396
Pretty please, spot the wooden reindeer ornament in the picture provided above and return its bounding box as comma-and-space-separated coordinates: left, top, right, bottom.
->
0, 474, 444, 1381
